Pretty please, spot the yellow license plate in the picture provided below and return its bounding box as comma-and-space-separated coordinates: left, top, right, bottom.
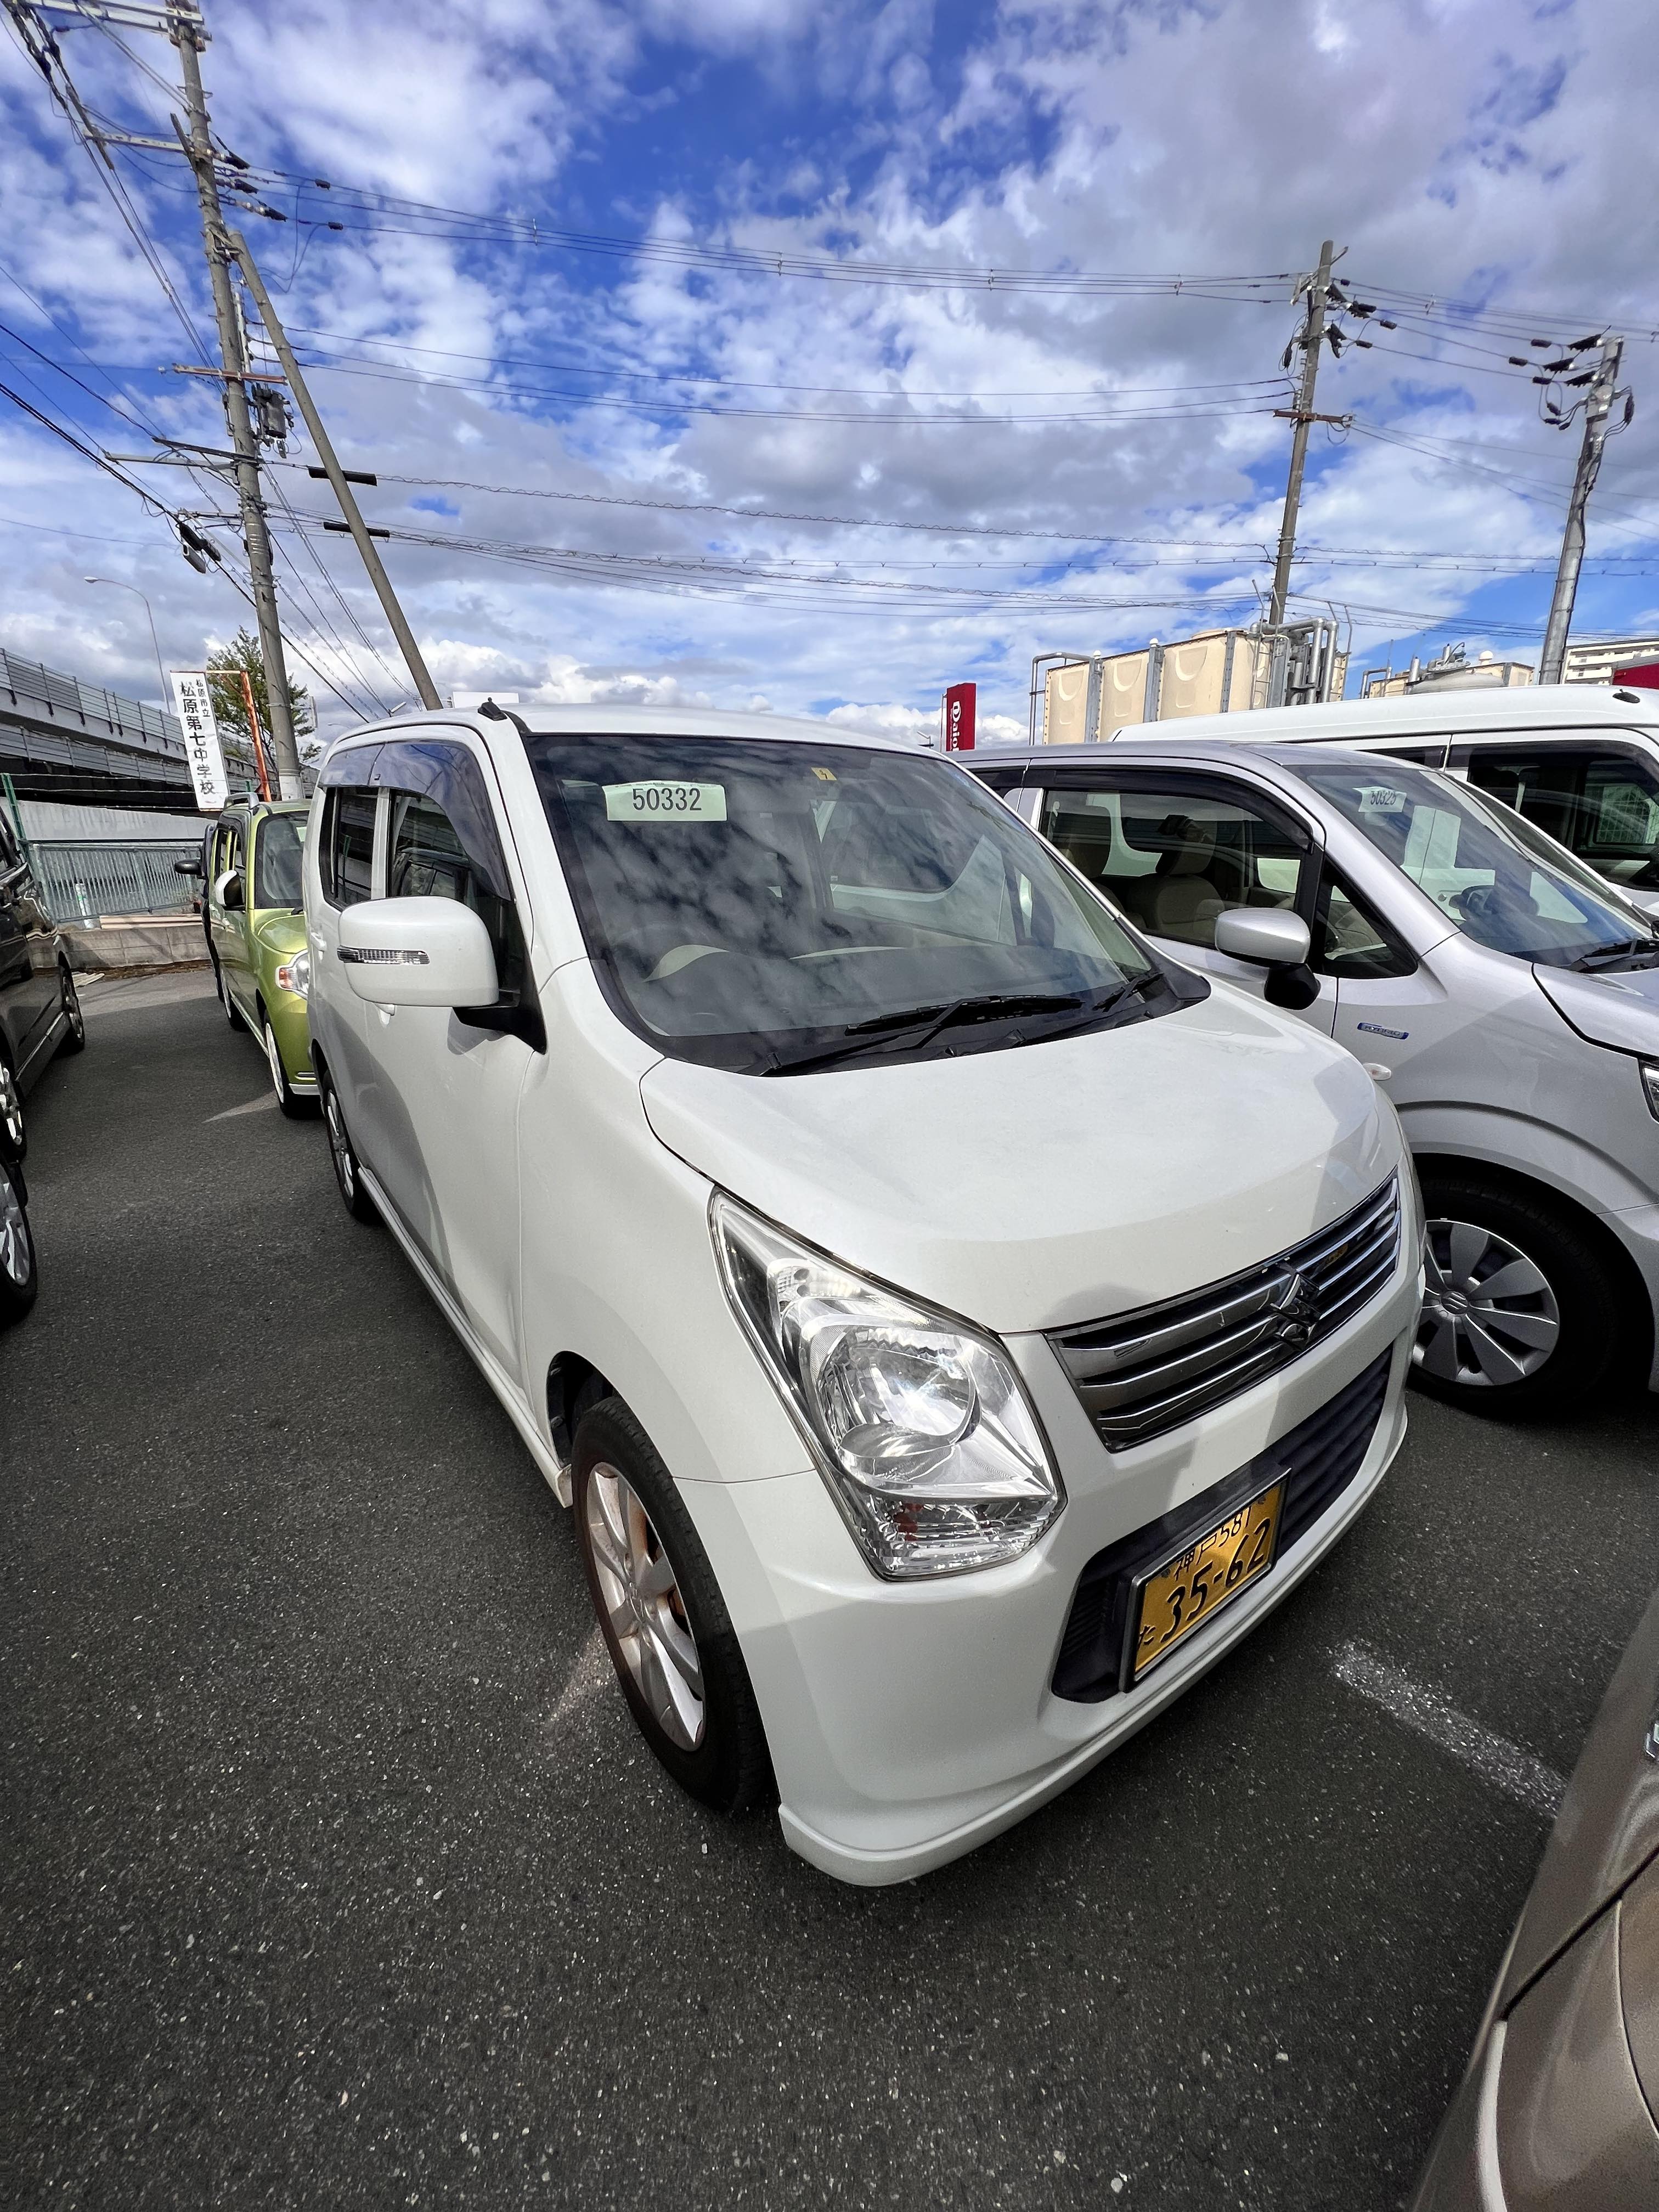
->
1130, 1479, 1285, 1685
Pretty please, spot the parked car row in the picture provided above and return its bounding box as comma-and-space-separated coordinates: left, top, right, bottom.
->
174, 694, 1659, 1886
1, 804, 84, 1328
87, 684, 1659, 2202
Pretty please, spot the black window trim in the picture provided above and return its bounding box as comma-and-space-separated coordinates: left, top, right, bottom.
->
318, 783, 381, 913
1310, 854, 1419, 981
1448, 729, 1659, 769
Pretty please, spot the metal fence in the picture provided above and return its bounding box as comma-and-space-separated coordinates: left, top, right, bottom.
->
30, 840, 200, 926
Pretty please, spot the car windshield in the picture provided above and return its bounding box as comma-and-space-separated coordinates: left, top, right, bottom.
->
529, 733, 1182, 1073
1295, 758, 1659, 969
253, 813, 307, 909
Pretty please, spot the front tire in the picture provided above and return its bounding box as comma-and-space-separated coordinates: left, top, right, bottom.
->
263, 1014, 314, 1120
0, 1158, 37, 1324
55, 964, 85, 1056
1413, 1173, 1622, 1415
215, 957, 240, 1031
572, 1396, 772, 1814
318, 1065, 376, 1222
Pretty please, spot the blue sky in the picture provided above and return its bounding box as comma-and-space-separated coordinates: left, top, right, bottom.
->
2, 0, 1657, 740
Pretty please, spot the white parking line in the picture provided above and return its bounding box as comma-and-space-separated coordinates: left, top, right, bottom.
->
1330, 1640, 1566, 1821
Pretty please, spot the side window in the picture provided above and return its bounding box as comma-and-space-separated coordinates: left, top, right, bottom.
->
1312, 865, 1417, 979
321, 788, 377, 909
0, 815, 18, 870
1462, 744, 1659, 891
386, 791, 527, 996
1037, 782, 1311, 948
218, 824, 243, 884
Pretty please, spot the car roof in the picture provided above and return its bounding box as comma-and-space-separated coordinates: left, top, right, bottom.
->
973, 738, 1367, 777
322, 704, 921, 759
1101, 684, 1659, 747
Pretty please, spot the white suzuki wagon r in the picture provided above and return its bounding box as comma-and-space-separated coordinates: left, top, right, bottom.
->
303, 706, 1420, 1884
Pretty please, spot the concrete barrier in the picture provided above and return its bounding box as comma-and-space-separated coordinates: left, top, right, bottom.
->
61, 917, 209, 972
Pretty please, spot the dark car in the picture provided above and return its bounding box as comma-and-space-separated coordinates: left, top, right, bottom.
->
0, 806, 84, 1158
1410, 1584, 1659, 2205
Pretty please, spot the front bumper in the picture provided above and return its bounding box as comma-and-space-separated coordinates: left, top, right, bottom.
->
695, 1227, 1421, 1885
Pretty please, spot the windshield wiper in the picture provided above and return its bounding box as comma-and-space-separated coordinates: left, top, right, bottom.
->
760, 990, 1091, 1076
1570, 937, 1659, 973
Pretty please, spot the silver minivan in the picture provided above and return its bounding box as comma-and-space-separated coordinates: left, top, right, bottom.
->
977, 738, 1659, 1416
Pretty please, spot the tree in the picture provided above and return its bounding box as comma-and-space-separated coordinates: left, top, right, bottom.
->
206, 629, 314, 748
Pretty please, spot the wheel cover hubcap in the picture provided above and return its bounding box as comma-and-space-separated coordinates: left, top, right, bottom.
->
1415, 1216, 1561, 1388
0, 1175, 30, 1286
584, 1462, 705, 1752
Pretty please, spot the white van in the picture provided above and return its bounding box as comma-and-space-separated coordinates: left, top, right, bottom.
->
302, 707, 1420, 1884
1104, 684, 1659, 913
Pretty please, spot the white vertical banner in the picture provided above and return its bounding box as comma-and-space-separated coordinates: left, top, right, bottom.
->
170, 670, 228, 813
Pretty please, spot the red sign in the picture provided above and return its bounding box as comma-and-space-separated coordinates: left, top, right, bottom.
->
941, 681, 977, 751
1614, 662, 1659, 692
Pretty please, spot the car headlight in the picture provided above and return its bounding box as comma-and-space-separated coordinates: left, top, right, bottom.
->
274, 950, 310, 1000
712, 1194, 1063, 1579
1641, 1060, 1659, 1121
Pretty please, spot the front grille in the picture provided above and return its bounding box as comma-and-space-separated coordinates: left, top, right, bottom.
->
1051, 1349, 1392, 1703
1047, 1176, 1400, 1452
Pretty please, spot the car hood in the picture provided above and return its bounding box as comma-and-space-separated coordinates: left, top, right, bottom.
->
1533, 960, 1659, 1054
1499, 1580, 1659, 2013
252, 911, 306, 958
640, 988, 1400, 1335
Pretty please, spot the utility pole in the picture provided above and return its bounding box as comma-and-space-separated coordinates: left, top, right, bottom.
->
1539, 336, 1625, 685
170, 12, 302, 796
227, 234, 442, 710
1268, 239, 1337, 629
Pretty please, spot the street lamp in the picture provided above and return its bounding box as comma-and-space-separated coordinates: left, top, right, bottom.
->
83, 576, 169, 710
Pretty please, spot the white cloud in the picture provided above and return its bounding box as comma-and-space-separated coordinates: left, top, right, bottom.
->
2, 0, 1656, 737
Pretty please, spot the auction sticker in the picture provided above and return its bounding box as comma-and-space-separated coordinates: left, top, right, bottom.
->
603, 780, 727, 823
1358, 785, 1408, 814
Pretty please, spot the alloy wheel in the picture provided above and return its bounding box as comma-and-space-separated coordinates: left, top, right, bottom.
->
1415, 1216, 1561, 1389
61, 969, 83, 1043
0, 1172, 30, 1287
324, 1086, 355, 1200
0, 1062, 22, 1156
583, 1461, 706, 1752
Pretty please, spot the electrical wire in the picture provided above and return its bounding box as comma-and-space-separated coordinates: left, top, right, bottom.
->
280, 324, 1293, 404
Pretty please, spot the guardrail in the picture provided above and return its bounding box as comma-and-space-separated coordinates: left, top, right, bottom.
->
31, 840, 200, 926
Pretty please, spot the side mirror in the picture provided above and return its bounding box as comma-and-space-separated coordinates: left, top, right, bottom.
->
1214, 907, 1311, 967
215, 869, 244, 911
337, 896, 499, 1009
174, 856, 205, 878
1213, 907, 1320, 1011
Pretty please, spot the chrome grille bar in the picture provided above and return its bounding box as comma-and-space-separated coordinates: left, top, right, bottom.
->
1049, 1176, 1401, 1450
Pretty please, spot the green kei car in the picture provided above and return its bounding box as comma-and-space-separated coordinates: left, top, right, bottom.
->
195, 797, 317, 1116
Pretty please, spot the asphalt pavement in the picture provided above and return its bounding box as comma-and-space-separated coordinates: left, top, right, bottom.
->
5, 969, 1659, 2211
